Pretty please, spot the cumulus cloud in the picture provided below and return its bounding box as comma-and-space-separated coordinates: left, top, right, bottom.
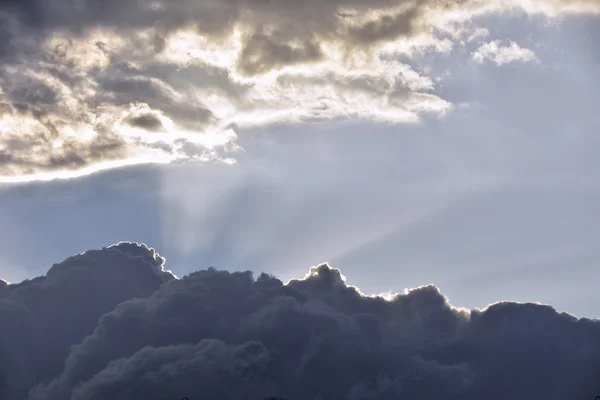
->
0, 0, 598, 182
1, 243, 599, 399
472, 40, 539, 65
0, 242, 174, 399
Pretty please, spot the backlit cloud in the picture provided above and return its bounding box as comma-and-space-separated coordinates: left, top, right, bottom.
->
0, 243, 598, 399
0, 0, 598, 182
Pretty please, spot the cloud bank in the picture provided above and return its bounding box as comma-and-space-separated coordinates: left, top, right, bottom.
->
1, 242, 599, 400
1, 0, 599, 182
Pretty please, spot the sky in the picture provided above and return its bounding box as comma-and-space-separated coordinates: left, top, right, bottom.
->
1, 1, 600, 398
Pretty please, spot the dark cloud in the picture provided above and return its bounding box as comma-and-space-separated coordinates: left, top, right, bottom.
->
0, 242, 173, 399
0, 243, 598, 399
9, 82, 60, 111
237, 32, 324, 76
0, 17, 17, 62
71, 339, 274, 400
124, 113, 164, 131
345, 6, 422, 47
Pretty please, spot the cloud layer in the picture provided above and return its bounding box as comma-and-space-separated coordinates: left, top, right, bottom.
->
1, 0, 599, 182
1, 242, 599, 400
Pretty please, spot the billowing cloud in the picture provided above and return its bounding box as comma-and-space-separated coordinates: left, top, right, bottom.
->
1, 243, 599, 399
0, 0, 598, 182
0, 242, 174, 399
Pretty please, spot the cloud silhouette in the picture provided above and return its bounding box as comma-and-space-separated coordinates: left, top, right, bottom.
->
1, 243, 598, 399
0, 242, 174, 399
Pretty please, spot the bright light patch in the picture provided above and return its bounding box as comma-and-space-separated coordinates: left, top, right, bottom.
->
62, 125, 97, 142
159, 29, 243, 69
0, 156, 171, 184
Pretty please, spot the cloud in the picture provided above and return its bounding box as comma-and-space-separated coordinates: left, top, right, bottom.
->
472, 40, 538, 65
0, 0, 598, 182
124, 113, 165, 131
0, 242, 174, 399
1, 243, 599, 399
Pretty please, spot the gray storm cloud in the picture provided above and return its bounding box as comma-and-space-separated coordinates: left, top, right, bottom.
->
1, 0, 598, 181
0, 242, 174, 399
0, 242, 599, 400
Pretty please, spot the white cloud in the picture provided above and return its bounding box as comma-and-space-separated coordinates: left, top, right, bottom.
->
472, 41, 539, 65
